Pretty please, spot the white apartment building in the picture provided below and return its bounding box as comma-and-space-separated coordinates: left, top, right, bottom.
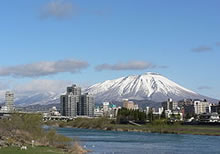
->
194, 100, 210, 115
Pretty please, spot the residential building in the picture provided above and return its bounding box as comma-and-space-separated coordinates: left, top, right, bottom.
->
60, 92, 79, 117
178, 99, 193, 107
94, 106, 104, 117
0, 106, 8, 112
80, 93, 95, 117
211, 102, 220, 113
180, 99, 211, 117
103, 102, 110, 113
162, 98, 178, 111
134, 104, 139, 110
123, 99, 135, 110
165, 110, 183, 121
153, 107, 164, 115
110, 104, 118, 118
199, 113, 220, 123
145, 106, 150, 115
194, 100, 210, 114
49, 106, 61, 116
183, 104, 195, 116
60, 85, 94, 117
5, 91, 14, 112
67, 84, 81, 95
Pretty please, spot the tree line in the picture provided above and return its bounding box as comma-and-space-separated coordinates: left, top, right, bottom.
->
116, 108, 147, 124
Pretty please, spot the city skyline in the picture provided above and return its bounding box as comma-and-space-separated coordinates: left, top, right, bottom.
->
0, 0, 219, 100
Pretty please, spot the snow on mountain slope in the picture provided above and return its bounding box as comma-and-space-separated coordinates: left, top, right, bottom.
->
14, 91, 60, 107
2, 72, 216, 107
85, 72, 212, 103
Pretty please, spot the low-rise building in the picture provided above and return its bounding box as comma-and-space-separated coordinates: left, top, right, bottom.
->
123, 99, 135, 110
182, 99, 211, 117
162, 98, 178, 111
211, 102, 220, 113
103, 102, 110, 116
134, 104, 139, 110
0, 106, 8, 112
165, 109, 183, 121
145, 106, 150, 115
153, 107, 164, 115
94, 106, 103, 117
199, 113, 220, 123
194, 100, 210, 115
49, 106, 61, 116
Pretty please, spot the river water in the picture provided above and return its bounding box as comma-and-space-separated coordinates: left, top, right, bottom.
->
56, 127, 220, 154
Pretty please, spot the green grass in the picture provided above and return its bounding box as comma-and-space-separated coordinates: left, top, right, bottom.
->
0, 146, 65, 154
45, 118, 220, 136
52, 118, 220, 136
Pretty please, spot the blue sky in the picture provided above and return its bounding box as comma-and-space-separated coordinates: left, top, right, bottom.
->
0, 0, 219, 99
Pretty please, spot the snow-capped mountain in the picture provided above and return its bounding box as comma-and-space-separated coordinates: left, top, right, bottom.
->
0, 72, 216, 107
85, 72, 215, 103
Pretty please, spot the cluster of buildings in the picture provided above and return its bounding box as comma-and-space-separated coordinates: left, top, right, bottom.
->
1, 84, 219, 124
59, 85, 140, 119
59, 84, 220, 123
93, 99, 140, 118
94, 102, 120, 118
148, 98, 220, 122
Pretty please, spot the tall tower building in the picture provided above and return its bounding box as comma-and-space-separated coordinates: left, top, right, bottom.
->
80, 93, 95, 117
60, 85, 94, 117
67, 84, 81, 95
60, 92, 79, 117
5, 91, 14, 112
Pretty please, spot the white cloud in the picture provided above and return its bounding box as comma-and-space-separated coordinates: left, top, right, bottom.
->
14, 79, 72, 94
95, 61, 161, 71
197, 86, 212, 90
0, 59, 89, 78
192, 46, 212, 52
0, 79, 73, 104
40, 0, 77, 19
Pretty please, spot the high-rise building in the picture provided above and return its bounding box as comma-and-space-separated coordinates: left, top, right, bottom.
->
60, 93, 79, 117
5, 91, 14, 112
67, 84, 81, 95
60, 85, 94, 117
80, 93, 94, 116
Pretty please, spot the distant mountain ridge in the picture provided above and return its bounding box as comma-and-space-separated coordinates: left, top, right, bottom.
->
14, 91, 60, 107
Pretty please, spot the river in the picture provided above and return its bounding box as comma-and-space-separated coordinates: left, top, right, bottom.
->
56, 127, 220, 154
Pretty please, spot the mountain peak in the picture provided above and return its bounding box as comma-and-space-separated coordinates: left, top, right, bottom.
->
11, 73, 217, 107
85, 73, 215, 104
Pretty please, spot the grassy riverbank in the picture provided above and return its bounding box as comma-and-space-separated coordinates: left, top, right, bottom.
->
0, 146, 63, 154
0, 142, 88, 154
46, 118, 220, 136
0, 113, 88, 154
